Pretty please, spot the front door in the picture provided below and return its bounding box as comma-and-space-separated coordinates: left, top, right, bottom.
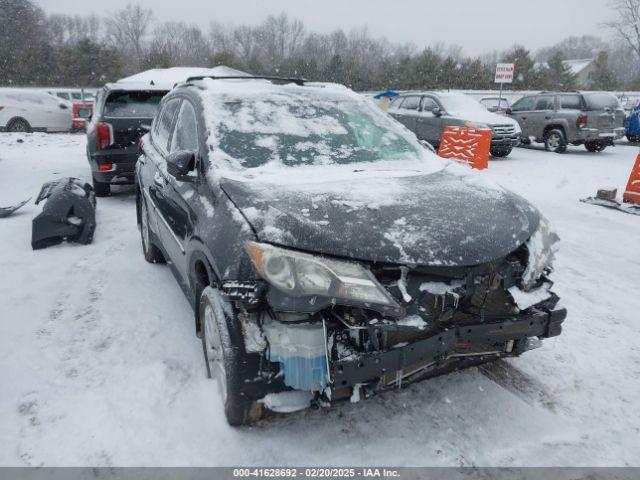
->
415, 96, 444, 145
508, 96, 536, 139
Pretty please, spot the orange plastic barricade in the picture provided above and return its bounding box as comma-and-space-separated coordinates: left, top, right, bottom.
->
623, 153, 640, 205
437, 126, 492, 170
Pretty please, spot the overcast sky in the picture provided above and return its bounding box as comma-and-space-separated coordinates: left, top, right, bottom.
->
36, 0, 616, 56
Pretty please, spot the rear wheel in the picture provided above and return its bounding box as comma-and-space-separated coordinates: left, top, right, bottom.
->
92, 175, 111, 197
7, 118, 31, 133
140, 197, 165, 264
200, 287, 263, 426
544, 129, 567, 153
585, 141, 607, 152
627, 134, 640, 143
490, 146, 513, 158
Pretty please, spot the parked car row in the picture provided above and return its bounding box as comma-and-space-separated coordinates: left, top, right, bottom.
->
388, 90, 627, 155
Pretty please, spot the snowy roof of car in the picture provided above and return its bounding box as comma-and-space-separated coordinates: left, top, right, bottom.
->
190, 77, 354, 99
117, 66, 249, 89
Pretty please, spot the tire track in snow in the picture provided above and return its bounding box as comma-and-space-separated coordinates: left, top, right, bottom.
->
479, 360, 556, 411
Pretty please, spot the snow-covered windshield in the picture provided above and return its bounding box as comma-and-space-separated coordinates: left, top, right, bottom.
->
201, 81, 424, 171
439, 94, 487, 115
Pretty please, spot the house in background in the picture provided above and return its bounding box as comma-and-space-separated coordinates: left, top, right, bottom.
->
562, 58, 597, 88
534, 52, 609, 89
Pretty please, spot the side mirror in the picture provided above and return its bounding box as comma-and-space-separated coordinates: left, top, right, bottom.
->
167, 150, 196, 180
505, 108, 513, 115
432, 107, 443, 117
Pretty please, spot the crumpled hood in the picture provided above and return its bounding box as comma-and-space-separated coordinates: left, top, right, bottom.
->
221, 170, 540, 267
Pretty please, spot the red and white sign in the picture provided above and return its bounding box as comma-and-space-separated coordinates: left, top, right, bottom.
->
495, 63, 515, 84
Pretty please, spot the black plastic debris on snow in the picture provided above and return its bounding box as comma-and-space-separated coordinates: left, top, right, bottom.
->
580, 188, 640, 216
0, 198, 30, 218
31, 178, 97, 250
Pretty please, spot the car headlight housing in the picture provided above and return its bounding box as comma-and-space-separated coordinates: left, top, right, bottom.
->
521, 216, 560, 290
245, 241, 401, 311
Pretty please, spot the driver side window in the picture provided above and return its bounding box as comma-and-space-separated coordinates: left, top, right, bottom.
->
511, 96, 535, 112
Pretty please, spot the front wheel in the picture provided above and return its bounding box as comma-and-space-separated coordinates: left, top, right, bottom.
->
200, 287, 263, 426
490, 146, 513, 158
7, 118, 32, 133
627, 134, 639, 143
585, 141, 607, 153
544, 129, 567, 153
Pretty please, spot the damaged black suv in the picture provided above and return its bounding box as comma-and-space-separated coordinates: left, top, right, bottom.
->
135, 76, 566, 425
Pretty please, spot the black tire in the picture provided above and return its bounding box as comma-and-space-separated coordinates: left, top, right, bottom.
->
585, 141, 607, 153
544, 129, 567, 153
92, 175, 111, 197
200, 286, 263, 426
7, 117, 32, 133
627, 134, 640, 143
140, 196, 165, 264
490, 146, 513, 158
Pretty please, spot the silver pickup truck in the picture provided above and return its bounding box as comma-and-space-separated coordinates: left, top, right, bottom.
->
506, 92, 625, 153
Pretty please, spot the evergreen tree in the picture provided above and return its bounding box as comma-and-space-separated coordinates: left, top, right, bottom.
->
589, 53, 619, 90
545, 52, 577, 91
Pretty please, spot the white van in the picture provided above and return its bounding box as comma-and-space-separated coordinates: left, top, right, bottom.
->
0, 89, 73, 133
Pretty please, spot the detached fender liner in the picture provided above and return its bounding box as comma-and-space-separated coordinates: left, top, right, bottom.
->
331, 308, 566, 388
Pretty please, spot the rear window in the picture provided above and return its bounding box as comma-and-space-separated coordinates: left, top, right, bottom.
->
560, 95, 583, 110
103, 91, 166, 118
584, 93, 621, 111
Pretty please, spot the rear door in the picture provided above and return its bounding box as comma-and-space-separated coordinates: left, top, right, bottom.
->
583, 93, 623, 131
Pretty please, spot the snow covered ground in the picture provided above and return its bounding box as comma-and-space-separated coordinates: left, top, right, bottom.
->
0, 133, 639, 467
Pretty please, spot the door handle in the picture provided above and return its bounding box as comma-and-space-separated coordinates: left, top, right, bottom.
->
521, 117, 527, 120
545, 116, 551, 120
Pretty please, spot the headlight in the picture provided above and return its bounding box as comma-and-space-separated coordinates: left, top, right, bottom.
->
245, 241, 400, 310
464, 121, 490, 130
521, 216, 560, 290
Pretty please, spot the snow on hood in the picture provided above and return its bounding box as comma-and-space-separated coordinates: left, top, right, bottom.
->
437, 92, 520, 128
221, 166, 540, 267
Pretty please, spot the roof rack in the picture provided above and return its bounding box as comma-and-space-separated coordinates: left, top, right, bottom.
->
184, 75, 306, 86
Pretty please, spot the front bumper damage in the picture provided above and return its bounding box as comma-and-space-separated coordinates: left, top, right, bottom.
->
331, 307, 565, 391
222, 253, 566, 408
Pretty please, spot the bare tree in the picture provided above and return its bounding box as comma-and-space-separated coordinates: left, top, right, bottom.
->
606, 0, 640, 62
104, 4, 153, 72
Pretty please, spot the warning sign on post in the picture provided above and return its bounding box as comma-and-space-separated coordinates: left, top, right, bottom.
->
495, 63, 515, 84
